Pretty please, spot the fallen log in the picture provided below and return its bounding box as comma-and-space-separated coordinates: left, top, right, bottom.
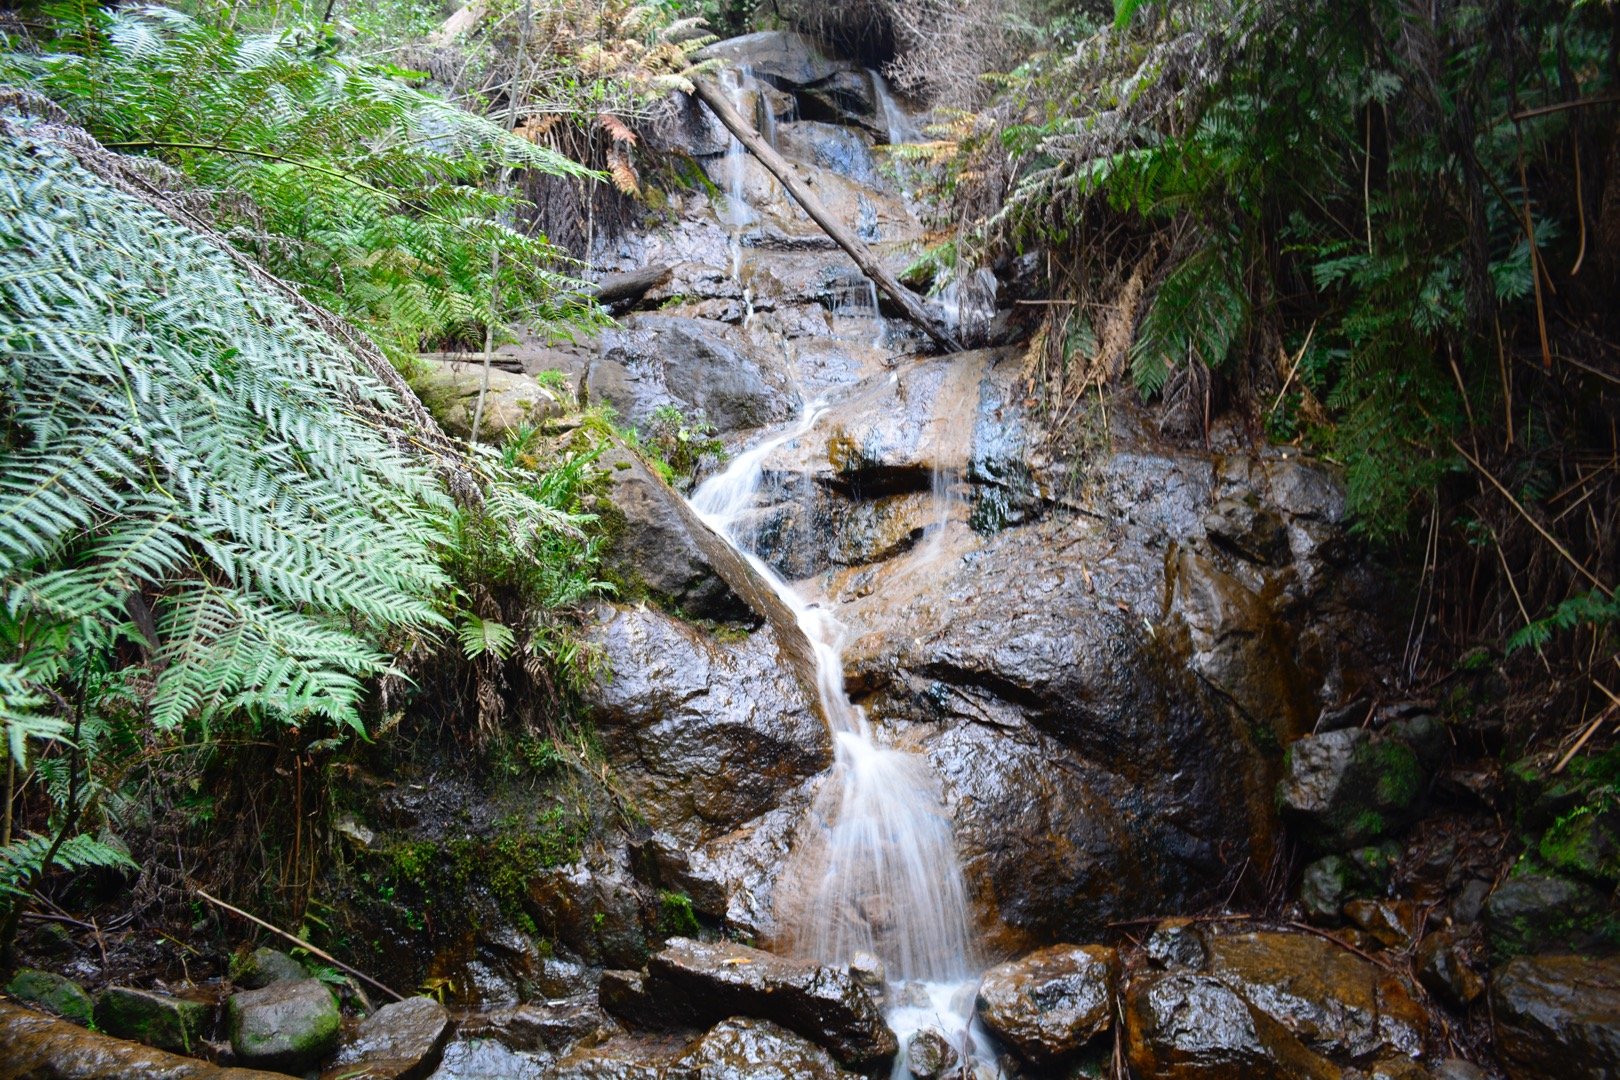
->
691, 78, 964, 354
591, 264, 673, 308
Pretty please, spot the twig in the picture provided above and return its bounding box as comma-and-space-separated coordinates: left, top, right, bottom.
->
1269, 321, 1317, 416
192, 886, 403, 1003
1450, 438, 1613, 596
1552, 689, 1620, 774
1509, 93, 1620, 121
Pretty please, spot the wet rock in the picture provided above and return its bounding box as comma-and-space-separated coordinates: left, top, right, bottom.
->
1204, 930, 1426, 1061
975, 944, 1118, 1064
1484, 872, 1620, 960
1343, 900, 1421, 950
455, 997, 607, 1054
677, 1016, 854, 1079
639, 938, 896, 1069
775, 122, 884, 188
1491, 954, 1620, 1078
1432, 1059, 1487, 1080
595, 443, 755, 622
848, 951, 885, 992
1362, 1059, 1429, 1080
94, 986, 210, 1055
232, 946, 307, 989
410, 359, 562, 440
6, 967, 93, 1025
228, 978, 342, 1073
599, 967, 694, 1032
1537, 806, 1620, 887
1278, 729, 1425, 852
582, 605, 828, 845
523, 856, 651, 970
0, 999, 286, 1079
1124, 971, 1341, 1079
1147, 920, 1210, 971
1414, 930, 1484, 1007
587, 315, 792, 437
322, 996, 450, 1080
904, 1028, 959, 1079
433, 1036, 551, 1079
1203, 496, 1290, 566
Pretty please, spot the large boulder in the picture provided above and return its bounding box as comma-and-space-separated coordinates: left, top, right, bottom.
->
975, 944, 1119, 1065
321, 996, 451, 1080
1491, 954, 1620, 1079
228, 978, 342, 1073
1485, 872, 1620, 960
696, 32, 840, 90
232, 946, 307, 990
607, 938, 896, 1070
676, 1016, 856, 1079
410, 358, 564, 440
94, 986, 210, 1055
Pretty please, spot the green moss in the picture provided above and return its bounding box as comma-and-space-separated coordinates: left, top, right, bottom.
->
1539, 807, 1620, 886
1369, 739, 1423, 807
658, 890, 700, 937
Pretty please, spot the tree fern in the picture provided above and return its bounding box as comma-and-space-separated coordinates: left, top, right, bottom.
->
1129, 235, 1248, 397
0, 113, 451, 745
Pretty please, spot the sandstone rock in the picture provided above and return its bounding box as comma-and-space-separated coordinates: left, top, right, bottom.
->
228, 978, 341, 1073
322, 996, 450, 1080
1491, 954, 1620, 1079
6, 968, 93, 1025
232, 946, 307, 990
1484, 872, 1619, 960
1414, 930, 1484, 1007
1343, 899, 1421, 949
1278, 729, 1425, 852
638, 938, 896, 1069
0, 999, 285, 1079
1204, 930, 1426, 1061
904, 1028, 959, 1079
94, 986, 210, 1055
677, 1016, 855, 1079
1124, 971, 1341, 1079
975, 944, 1118, 1064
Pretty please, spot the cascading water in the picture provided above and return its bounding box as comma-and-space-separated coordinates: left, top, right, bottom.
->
690, 409, 1000, 1079
870, 69, 917, 146
718, 66, 762, 324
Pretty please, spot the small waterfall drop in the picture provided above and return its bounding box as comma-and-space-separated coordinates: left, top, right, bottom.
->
690, 407, 998, 1079
718, 67, 761, 324
870, 69, 917, 146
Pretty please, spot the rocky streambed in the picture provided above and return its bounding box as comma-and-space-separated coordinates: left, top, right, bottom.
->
6, 28, 1620, 1080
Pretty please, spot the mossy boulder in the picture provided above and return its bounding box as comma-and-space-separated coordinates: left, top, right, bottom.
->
1278, 728, 1425, 852
231, 946, 307, 989
1538, 807, 1620, 887
94, 986, 210, 1054
6, 968, 93, 1025
1485, 871, 1620, 961
228, 978, 341, 1073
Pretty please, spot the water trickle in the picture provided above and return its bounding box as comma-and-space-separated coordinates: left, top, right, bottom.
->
689, 406, 997, 1079
869, 69, 917, 146
919, 461, 956, 565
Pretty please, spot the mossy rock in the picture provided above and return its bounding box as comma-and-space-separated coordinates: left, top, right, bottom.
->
1539, 807, 1620, 887
1278, 729, 1426, 852
6, 968, 93, 1025
228, 978, 340, 1073
1485, 870, 1620, 961
230, 945, 307, 989
94, 986, 210, 1054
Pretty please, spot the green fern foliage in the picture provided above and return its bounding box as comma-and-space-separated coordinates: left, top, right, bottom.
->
1128, 235, 1248, 397
4, 4, 603, 359
0, 115, 450, 747
0, 832, 138, 900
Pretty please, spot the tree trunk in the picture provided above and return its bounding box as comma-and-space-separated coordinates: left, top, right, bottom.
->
692, 78, 964, 354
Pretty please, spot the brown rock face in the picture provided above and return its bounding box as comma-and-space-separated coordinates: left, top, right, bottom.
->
1124, 972, 1342, 1080
676, 1017, 856, 1079
1203, 931, 1426, 1062
975, 944, 1119, 1065
1491, 954, 1620, 1079
0, 1000, 286, 1080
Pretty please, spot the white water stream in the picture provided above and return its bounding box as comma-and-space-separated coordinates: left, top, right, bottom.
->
690, 411, 999, 1078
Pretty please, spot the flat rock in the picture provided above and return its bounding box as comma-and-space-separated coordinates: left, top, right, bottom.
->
229, 978, 341, 1074
975, 944, 1118, 1064
1491, 953, 1620, 1079
6, 967, 93, 1025
637, 938, 896, 1069
323, 996, 450, 1080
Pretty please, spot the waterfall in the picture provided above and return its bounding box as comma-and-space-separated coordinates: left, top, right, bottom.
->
690, 407, 998, 1078
869, 69, 916, 146
718, 67, 759, 324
